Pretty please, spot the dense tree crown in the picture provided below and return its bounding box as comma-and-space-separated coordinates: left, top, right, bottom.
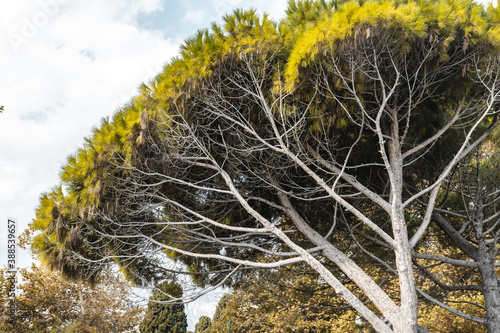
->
32, 1, 500, 332
139, 281, 188, 333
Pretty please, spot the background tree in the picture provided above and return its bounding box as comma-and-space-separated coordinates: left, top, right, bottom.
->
0, 263, 144, 333
211, 293, 232, 330
411, 132, 500, 332
194, 315, 211, 333
32, 1, 500, 332
210, 266, 367, 332
416, 262, 487, 333
139, 281, 187, 333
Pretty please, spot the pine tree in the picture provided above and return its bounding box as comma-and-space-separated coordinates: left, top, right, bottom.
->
32, 1, 500, 332
139, 281, 188, 333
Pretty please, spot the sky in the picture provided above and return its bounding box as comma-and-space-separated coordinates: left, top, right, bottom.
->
0, 0, 495, 330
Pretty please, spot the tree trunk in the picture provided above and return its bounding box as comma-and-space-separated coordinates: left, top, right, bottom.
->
392, 210, 419, 333
388, 113, 419, 333
479, 258, 500, 333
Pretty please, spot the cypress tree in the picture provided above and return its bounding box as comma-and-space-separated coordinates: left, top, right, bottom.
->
194, 315, 211, 333
139, 281, 187, 333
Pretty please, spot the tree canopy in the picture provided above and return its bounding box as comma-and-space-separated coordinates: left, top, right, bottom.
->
0, 263, 144, 333
32, 1, 500, 332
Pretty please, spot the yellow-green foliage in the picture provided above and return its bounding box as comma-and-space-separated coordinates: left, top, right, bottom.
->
283, 0, 336, 42
42, 0, 500, 226
36, 0, 500, 215
152, 9, 285, 110
32, 1, 500, 284
55, 101, 143, 211
31, 100, 145, 281
486, 1, 500, 45
284, 0, 499, 90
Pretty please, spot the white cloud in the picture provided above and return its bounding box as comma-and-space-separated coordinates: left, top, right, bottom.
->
182, 9, 205, 23
479, 0, 497, 7
0, 0, 179, 270
263, 0, 289, 21
219, 0, 243, 6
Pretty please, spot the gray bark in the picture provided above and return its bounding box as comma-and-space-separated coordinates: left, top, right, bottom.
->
479, 258, 500, 333
387, 112, 418, 333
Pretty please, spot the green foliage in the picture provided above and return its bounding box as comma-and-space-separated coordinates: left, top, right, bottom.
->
139, 281, 187, 333
194, 315, 211, 333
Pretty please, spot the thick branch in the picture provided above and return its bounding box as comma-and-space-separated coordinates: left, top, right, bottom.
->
273, 180, 400, 327
433, 212, 479, 260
